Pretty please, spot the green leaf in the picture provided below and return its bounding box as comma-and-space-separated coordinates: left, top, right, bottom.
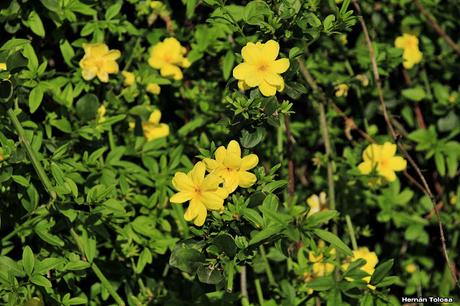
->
29, 85, 45, 113
6, 51, 28, 73
212, 233, 237, 257
197, 265, 224, 284
60, 40, 75, 66
306, 210, 338, 227
402, 86, 426, 102
240, 127, 266, 148
64, 261, 91, 271
76, 94, 99, 121
306, 276, 334, 291
262, 180, 287, 193
0, 80, 13, 101
169, 245, 205, 274
370, 259, 394, 285
30, 274, 52, 288
26, 11, 45, 37
248, 223, 284, 246
314, 229, 352, 256
105, 2, 122, 20
22, 246, 35, 276
34, 258, 65, 274
222, 50, 235, 80
434, 152, 446, 176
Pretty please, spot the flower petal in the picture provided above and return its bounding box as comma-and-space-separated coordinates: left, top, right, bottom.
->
203, 158, 219, 171
233, 63, 254, 80
238, 171, 257, 188
201, 191, 225, 210
202, 173, 222, 190
272, 58, 290, 74
241, 42, 260, 63
170, 192, 193, 203
172, 172, 195, 192
389, 156, 407, 171
381, 142, 397, 159
264, 73, 283, 86
227, 140, 241, 157
241, 154, 258, 170
258, 81, 277, 96
358, 161, 373, 175
214, 146, 227, 163
149, 110, 162, 124
262, 40, 280, 61
190, 162, 206, 186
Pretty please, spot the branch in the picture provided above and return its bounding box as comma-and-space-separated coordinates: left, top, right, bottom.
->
352, 0, 459, 289
413, 0, 460, 56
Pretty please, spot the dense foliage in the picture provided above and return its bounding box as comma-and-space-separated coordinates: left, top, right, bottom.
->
1, 0, 460, 305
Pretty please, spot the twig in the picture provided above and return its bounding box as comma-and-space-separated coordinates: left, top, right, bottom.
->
413, 0, 460, 56
345, 215, 358, 251
352, 0, 459, 289
240, 266, 249, 306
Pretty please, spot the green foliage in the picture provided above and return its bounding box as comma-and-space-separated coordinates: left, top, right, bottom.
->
1, 0, 460, 305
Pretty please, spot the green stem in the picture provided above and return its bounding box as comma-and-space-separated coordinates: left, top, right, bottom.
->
240, 266, 250, 306
7, 109, 56, 200
70, 229, 126, 306
226, 262, 235, 292
259, 245, 275, 286
345, 215, 358, 251
108, 127, 116, 150
255, 278, 264, 305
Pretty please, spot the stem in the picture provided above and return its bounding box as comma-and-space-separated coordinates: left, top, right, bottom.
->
345, 215, 358, 251
240, 266, 249, 306
254, 278, 264, 305
7, 109, 56, 200
259, 245, 275, 286
226, 262, 235, 293
352, 0, 459, 289
70, 229, 126, 306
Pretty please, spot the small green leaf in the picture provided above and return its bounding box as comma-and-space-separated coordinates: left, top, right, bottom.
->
402, 86, 426, 102
30, 274, 52, 288
22, 246, 35, 276
26, 11, 45, 37
222, 50, 235, 80
169, 245, 205, 274
29, 85, 45, 113
314, 229, 352, 256
370, 259, 394, 285
105, 2, 122, 20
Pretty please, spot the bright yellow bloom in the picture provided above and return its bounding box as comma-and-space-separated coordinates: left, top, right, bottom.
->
122, 71, 135, 86
395, 33, 423, 69
405, 263, 417, 273
335, 83, 349, 97
146, 83, 161, 94
203, 140, 258, 193
170, 162, 228, 226
79, 43, 121, 82
148, 38, 190, 80
306, 192, 327, 217
142, 110, 169, 141
343, 247, 378, 284
97, 105, 106, 123
358, 142, 407, 182
0, 63, 6, 71
233, 40, 290, 97
308, 241, 336, 277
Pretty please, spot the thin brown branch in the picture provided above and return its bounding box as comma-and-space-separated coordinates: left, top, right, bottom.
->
352, 0, 459, 289
413, 0, 460, 56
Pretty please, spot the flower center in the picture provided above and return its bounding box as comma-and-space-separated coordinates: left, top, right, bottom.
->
194, 187, 202, 195
257, 61, 270, 72
380, 158, 390, 169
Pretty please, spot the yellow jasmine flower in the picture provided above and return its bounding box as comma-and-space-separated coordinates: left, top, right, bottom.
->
0, 63, 6, 71
232, 40, 290, 97
394, 33, 423, 69
79, 43, 121, 82
312, 262, 335, 277
405, 263, 417, 273
355, 74, 369, 87
170, 162, 228, 226
342, 247, 378, 287
203, 140, 258, 193
148, 38, 191, 80
335, 83, 349, 97
97, 105, 106, 123
142, 110, 169, 141
146, 83, 161, 94
306, 192, 327, 217
358, 142, 407, 182
308, 241, 336, 277
122, 71, 135, 86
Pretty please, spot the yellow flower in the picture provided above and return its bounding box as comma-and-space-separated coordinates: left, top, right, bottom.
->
142, 110, 169, 141
203, 140, 258, 193
335, 83, 349, 97
97, 105, 106, 123
170, 162, 228, 226
148, 38, 190, 80
146, 83, 161, 95
122, 71, 135, 86
308, 241, 336, 277
450, 194, 458, 205
358, 142, 407, 182
342, 247, 378, 285
394, 33, 423, 69
306, 192, 327, 217
232, 40, 290, 97
79, 43, 121, 82
356, 74, 369, 87
405, 263, 417, 273
312, 262, 335, 277
0, 63, 6, 71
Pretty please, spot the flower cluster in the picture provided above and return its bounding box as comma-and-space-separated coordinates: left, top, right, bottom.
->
358, 142, 407, 183
394, 33, 423, 69
171, 140, 258, 226
233, 40, 290, 97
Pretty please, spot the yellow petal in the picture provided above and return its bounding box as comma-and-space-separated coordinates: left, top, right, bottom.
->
264, 73, 283, 86
379, 168, 396, 182
240, 154, 258, 171
105, 49, 121, 61
147, 83, 161, 94
358, 161, 373, 175
223, 152, 242, 169
201, 191, 225, 210
272, 58, 290, 74
96, 70, 109, 83
258, 81, 277, 96
203, 158, 219, 171
238, 80, 251, 91
363, 144, 381, 162
223, 173, 240, 193
184, 199, 207, 226
170, 192, 193, 203
172, 172, 195, 192
227, 140, 241, 157
389, 156, 407, 171
81, 67, 97, 80
202, 173, 223, 190
102, 60, 119, 74
149, 110, 162, 124
241, 42, 260, 63
238, 171, 256, 188
233, 63, 253, 80
381, 142, 397, 159
160, 63, 183, 80
190, 162, 206, 186
214, 146, 227, 162
262, 40, 280, 61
